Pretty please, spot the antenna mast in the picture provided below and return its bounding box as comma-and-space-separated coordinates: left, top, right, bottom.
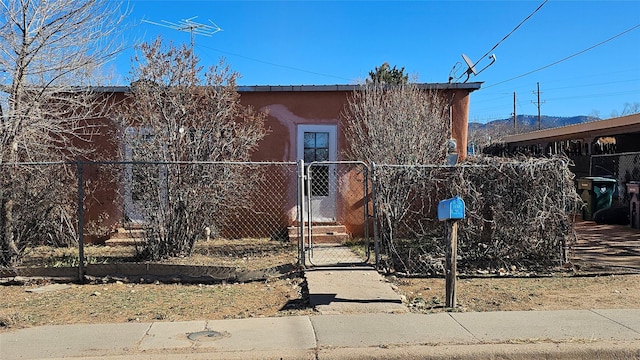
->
143, 16, 222, 55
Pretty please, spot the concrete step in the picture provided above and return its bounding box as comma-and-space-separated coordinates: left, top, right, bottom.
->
304, 233, 350, 243
288, 224, 347, 237
288, 224, 350, 244
104, 238, 147, 247
104, 225, 148, 247
109, 228, 146, 239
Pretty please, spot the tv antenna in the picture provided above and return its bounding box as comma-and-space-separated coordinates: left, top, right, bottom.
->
449, 53, 496, 83
143, 16, 222, 51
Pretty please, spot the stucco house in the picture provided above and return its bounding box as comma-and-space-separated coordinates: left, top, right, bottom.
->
83, 82, 482, 243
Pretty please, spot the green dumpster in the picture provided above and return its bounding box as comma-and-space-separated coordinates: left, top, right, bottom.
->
577, 177, 617, 221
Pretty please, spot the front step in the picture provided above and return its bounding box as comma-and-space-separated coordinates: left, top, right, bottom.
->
287, 224, 350, 244
104, 226, 147, 247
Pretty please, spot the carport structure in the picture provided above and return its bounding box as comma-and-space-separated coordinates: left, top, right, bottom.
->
503, 113, 640, 179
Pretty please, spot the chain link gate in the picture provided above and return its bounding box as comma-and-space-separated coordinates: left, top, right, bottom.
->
297, 160, 372, 267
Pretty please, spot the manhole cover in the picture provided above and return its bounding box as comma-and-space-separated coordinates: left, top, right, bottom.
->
187, 330, 226, 341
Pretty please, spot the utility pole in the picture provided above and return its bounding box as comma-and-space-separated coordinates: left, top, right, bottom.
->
513, 91, 517, 133
532, 82, 545, 130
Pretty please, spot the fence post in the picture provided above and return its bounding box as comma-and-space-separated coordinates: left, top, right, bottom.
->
76, 160, 85, 282
560, 159, 570, 265
297, 159, 305, 267
445, 220, 458, 308
363, 163, 370, 261
306, 162, 312, 249
370, 162, 380, 268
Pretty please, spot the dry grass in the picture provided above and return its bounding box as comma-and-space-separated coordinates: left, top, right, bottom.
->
1, 238, 305, 331
18, 238, 297, 271
3, 238, 639, 333
3, 273, 639, 332
0, 276, 313, 331
391, 274, 640, 313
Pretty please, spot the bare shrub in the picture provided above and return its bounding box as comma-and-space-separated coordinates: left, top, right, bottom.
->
0, 0, 126, 266
342, 83, 451, 262
456, 156, 580, 269
0, 164, 78, 266
119, 38, 267, 260
342, 83, 450, 165
377, 156, 581, 275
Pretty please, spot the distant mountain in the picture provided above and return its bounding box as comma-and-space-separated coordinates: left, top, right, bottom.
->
469, 115, 598, 133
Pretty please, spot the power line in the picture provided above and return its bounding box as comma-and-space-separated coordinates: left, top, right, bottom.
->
452, 0, 547, 81
485, 23, 640, 89
543, 89, 640, 102
472, 0, 548, 68
530, 67, 637, 86
472, 78, 639, 110
196, 44, 352, 82
471, 89, 640, 119
543, 78, 640, 92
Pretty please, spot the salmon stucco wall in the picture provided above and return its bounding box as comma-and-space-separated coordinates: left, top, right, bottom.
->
77, 93, 125, 243
240, 91, 348, 162
238, 87, 474, 237
239, 91, 355, 234
449, 89, 471, 161
78, 85, 478, 243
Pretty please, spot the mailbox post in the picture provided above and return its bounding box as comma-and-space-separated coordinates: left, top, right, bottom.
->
437, 196, 465, 308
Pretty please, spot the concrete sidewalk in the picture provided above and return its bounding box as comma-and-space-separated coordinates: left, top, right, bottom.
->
306, 265, 407, 315
2, 309, 640, 359
304, 244, 407, 314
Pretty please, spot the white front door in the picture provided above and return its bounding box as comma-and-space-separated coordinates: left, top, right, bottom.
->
123, 127, 166, 224
297, 125, 337, 223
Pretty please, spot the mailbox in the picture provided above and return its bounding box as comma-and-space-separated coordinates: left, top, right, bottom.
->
438, 196, 465, 221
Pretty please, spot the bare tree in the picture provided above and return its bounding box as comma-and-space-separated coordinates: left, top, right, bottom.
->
120, 38, 267, 260
341, 82, 451, 257
467, 121, 514, 155
609, 102, 640, 118
0, 0, 126, 266
342, 83, 450, 164
621, 102, 640, 116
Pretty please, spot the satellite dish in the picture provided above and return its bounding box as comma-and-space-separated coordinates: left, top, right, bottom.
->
449, 53, 497, 83
462, 54, 477, 76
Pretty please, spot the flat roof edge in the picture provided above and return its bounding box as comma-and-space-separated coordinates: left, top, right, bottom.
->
237, 82, 483, 92
83, 82, 483, 93
503, 113, 640, 143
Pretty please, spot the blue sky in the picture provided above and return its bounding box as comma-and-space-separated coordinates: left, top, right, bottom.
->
111, 0, 640, 123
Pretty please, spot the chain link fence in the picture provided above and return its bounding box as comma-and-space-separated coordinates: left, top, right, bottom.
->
0, 162, 79, 267
1, 161, 300, 280
2, 157, 580, 280
113, 161, 299, 267
591, 151, 640, 203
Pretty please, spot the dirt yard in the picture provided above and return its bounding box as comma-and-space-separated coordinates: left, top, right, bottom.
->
2, 223, 639, 332
0, 276, 313, 331
2, 272, 639, 331
391, 274, 640, 313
